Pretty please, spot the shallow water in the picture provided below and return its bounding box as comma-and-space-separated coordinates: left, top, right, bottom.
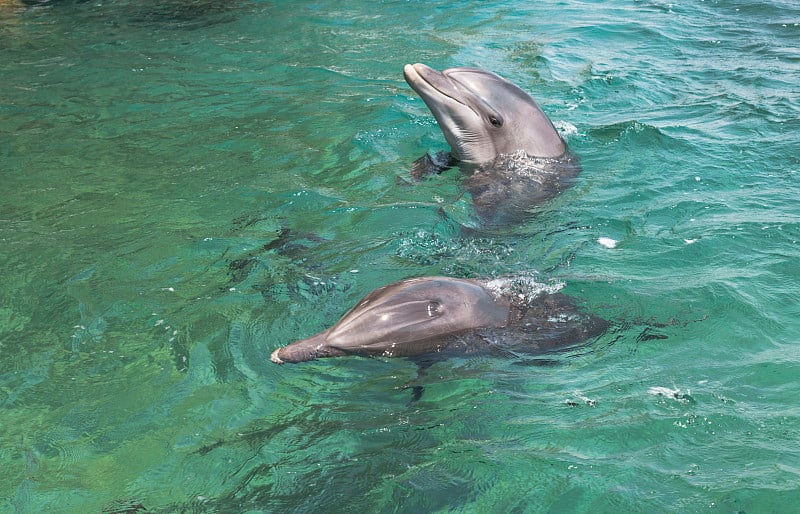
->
1, 0, 799, 512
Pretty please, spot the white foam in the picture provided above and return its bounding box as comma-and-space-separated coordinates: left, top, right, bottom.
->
648, 386, 679, 396
497, 150, 567, 180
554, 120, 578, 138
571, 390, 596, 406
484, 274, 564, 304
597, 237, 617, 248
647, 386, 690, 399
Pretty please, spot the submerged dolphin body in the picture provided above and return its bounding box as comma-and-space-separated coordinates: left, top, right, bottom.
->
403, 63, 581, 226
270, 276, 607, 364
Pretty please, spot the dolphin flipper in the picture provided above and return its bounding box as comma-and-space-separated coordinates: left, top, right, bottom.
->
410, 151, 456, 180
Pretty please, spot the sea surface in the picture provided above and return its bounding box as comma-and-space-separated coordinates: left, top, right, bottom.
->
1, 0, 799, 512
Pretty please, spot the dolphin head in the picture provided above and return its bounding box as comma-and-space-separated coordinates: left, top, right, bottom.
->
403, 63, 566, 163
270, 277, 510, 363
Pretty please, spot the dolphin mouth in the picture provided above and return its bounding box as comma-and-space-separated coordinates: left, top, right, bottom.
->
403, 63, 477, 116
269, 348, 285, 364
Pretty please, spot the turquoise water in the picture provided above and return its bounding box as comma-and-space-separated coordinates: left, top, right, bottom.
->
1, 0, 799, 512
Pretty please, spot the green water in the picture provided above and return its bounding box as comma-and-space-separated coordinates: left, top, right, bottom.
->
1, 0, 799, 512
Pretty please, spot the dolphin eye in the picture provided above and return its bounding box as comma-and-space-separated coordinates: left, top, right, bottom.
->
426, 301, 442, 317
488, 115, 503, 128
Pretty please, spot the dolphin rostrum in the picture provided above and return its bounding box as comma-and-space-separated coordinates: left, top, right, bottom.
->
270, 276, 607, 364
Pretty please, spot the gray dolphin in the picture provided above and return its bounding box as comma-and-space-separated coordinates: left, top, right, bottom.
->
403, 63, 566, 163
270, 276, 607, 364
403, 63, 580, 226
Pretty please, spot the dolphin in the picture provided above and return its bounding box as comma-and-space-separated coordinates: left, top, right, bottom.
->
403, 63, 581, 226
270, 276, 607, 364
403, 63, 567, 163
